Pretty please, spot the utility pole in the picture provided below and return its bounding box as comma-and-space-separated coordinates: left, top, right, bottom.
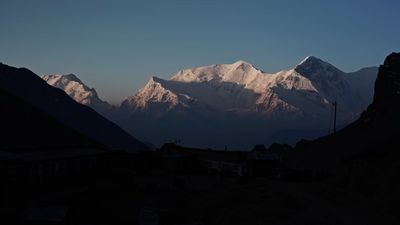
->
333, 101, 337, 134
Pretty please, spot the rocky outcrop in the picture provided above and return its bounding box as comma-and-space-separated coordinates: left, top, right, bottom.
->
372, 52, 400, 110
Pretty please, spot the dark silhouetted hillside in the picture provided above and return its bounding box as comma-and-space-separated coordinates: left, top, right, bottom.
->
0, 62, 148, 152
0, 89, 95, 149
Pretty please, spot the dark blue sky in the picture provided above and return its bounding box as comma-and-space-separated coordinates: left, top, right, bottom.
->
1, 0, 399, 104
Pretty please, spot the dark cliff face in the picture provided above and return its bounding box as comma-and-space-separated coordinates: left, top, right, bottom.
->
358, 52, 400, 134
372, 52, 400, 110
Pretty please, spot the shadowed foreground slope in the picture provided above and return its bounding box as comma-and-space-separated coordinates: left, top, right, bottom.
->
0, 63, 147, 152
0, 89, 95, 149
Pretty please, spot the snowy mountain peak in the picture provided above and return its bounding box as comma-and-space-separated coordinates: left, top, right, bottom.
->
43, 74, 81, 84
63, 73, 81, 82
42, 74, 111, 110
142, 76, 170, 93
230, 60, 261, 73
122, 76, 182, 112
232, 60, 252, 66
148, 76, 166, 84
297, 55, 321, 65
296, 56, 335, 70
295, 56, 344, 80
170, 60, 263, 85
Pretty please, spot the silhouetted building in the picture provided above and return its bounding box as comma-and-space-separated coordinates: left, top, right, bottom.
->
0, 147, 111, 184
159, 143, 248, 176
246, 143, 292, 178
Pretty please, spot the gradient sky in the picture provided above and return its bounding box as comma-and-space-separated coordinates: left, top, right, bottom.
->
1, 0, 399, 104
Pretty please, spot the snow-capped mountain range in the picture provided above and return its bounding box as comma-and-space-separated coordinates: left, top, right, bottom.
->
43, 56, 378, 149
122, 57, 375, 119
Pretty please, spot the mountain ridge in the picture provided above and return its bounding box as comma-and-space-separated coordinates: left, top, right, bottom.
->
123, 57, 377, 118
120, 56, 378, 148
41, 57, 378, 149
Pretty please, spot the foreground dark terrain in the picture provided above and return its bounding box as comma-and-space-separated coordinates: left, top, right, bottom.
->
1, 53, 399, 225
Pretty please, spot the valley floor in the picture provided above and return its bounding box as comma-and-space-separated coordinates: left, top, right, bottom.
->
2, 163, 398, 225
